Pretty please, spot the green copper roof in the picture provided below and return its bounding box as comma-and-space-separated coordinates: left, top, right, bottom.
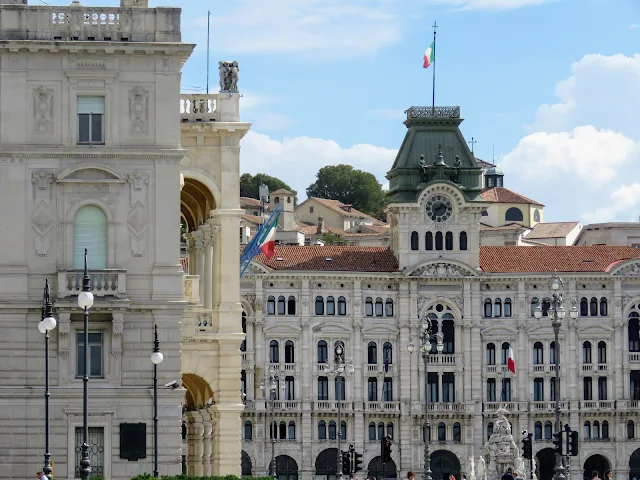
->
485, 166, 504, 176
386, 106, 485, 203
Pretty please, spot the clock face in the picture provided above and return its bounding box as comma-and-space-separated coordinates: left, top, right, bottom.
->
425, 195, 453, 222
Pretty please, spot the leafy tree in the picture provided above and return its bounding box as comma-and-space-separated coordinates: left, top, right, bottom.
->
319, 232, 346, 245
306, 165, 387, 218
240, 173, 297, 204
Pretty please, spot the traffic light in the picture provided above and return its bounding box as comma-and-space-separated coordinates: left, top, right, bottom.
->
569, 430, 579, 456
522, 433, 532, 460
552, 431, 563, 456
341, 450, 351, 474
381, 435, 392, 463
353, 450, 363, 472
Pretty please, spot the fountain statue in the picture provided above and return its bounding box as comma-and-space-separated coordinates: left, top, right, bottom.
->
479, 406, 527, 480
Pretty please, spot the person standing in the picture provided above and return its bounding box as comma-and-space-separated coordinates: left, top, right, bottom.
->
408, 472, 416, 480
605, 470, 613, 480
501, 467, 515, 480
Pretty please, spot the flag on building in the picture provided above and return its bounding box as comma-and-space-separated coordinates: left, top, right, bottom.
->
259, 219, 278, 259
423, 41, 435, 68
507, 344, 516, 374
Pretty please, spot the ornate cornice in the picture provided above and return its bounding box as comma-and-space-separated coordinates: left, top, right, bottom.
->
0, 151, 185, 161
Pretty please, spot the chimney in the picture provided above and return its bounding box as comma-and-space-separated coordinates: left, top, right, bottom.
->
317, 216, 324, 234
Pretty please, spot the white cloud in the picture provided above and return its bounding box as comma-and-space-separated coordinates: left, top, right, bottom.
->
369, 108, 407, 121
630, 24, 639, 30
240, 131, 397, 199
582, 183, 640, 223
431, 0, 558, 10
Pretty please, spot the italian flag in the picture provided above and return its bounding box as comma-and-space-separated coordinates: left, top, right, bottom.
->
423, 41, 435, 68
507, 344, 516, 374
259, 219, 277, 259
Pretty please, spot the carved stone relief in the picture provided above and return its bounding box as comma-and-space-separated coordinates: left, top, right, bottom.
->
33, 86, 53, 132
263, 280, 302, 289
111, 313, 124, 357
126, 172, 150, 257
615, 263, 640, 277
31, 171, 55, 256
410, 263, 470, 277
129, 86, 149, 133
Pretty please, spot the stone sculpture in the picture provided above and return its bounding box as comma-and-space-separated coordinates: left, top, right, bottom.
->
480, 405, 527, 479
477, 456, 486, 480
219, 61, 240, 92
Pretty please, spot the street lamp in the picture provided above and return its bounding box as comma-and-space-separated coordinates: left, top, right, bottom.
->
260, 365, 285, 480
409, 312, 444, 480
323, 341, 354, 480
39, 279, 57, 480
77, 248, 94, 480
151, 324, 164, 478
534, 273, 578, 480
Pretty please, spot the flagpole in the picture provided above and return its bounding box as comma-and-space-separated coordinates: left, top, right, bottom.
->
431, 21, 438, 113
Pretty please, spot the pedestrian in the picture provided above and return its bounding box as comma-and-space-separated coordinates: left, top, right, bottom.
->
502, 467, 515, 480
592, 471, 601, 480
605, 471, 613, 480
449, 475, 456, 480
515, 471, 525, 480
462, 475, 467, 480
36, 473, 44, 480
408, 471, 416, 480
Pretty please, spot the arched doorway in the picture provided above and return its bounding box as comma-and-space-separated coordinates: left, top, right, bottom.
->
242, 450, 252, 476
316, 448, 338, 480
584, 454, 610, 480
431, 450, 461, 480
276, 455, 299, 480
630, 448, 640, 480
367, 456, 398, 480
535, 448, 556, 480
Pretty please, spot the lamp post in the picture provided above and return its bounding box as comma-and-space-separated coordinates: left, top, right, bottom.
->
39, 279, 57, 480
323, 341, 354, 480
408, 314, 443, 480
534, 273, 578, 480
77, 248, 94, 480
260, 365, 284, 480
151, 324, 164, 478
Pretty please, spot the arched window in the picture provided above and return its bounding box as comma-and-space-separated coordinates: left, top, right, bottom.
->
544, 421, 552, 440
426, 232, 433, 250
504, 298, 512, 317
340, 421, 346, 441
597, 341, 607, 364
453, 422, 461, 442
549, 341, 556, 365
583, 341, 592, 364
244, 420, 253, 440
317, 341, 328, 363
505, 207, 523, 222
437, 422, 446, 441
326, 296, 335, 315
628, 420, 635, 439
593, 421, 600, 439
315, 296, 324, 315
602, 420, 609, 439
533, 209, 540, 222
486, 343, 496, 365
583, 421, 591, 439
410, 231, 419, 250
533, 342, 543, 365
269, 340, 279, 363
435, 231, 443, 250
494, 298, 502, 317
378, 422, 385, 440
629, 312, 640, 352
445, 231, 453, 250
600, 297, 608, 316
318, 421, 326, 440
277, 296, 286, 315
534, 421, 542, 440
267, 296, 276, 315
73, 205, 108, 269
385, 298, 394, 316
590, 297, 598, 316
288, 421, 296, 440
487, 422, 494, 440
274, 197, 280, 204
368, 342, 377, 364
337, 296, 347, 315
387, 422, 394, 439
369, 422, 376, 441
459, 231, 468, 250
383, 342, 393, 366
285, 341, 294, 364
484, 299, 493, 317
375, 298, 384, 316
328, 421, 337, 440
287, 296, 296, 315
580, 297, 588, 317
279, 421, 286, 440
365, 297, 374, 316
501, 343, 510, 365
241, 312, 247, 352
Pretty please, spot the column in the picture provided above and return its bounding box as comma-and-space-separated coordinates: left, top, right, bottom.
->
192, 230, 205, 303
185, 412, 204, 476
185, 233, 197, 275
201, 224, 214, 310
202, 409, 213, 476
246, 316, 256, 399
353, 279, 364, 403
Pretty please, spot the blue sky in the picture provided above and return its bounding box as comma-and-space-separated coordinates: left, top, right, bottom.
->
89, 0, 640, 223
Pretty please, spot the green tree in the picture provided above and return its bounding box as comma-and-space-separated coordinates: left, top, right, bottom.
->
306, 165, 387, 218
319, 232, 346, 245
240, 173, 297, 204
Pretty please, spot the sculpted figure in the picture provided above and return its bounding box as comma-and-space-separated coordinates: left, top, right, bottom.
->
228, 61, 239, 91
218, 61, 228, 90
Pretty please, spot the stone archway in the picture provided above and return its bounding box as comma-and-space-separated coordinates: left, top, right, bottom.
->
242, 451, 252, 476
276, 455, 299, 480
535, 448, 555, 480
367, 456, 398, 480
584, 454, 610, 480
316, 448, 338, 480
431, 450, 460, 480
630, 448, 640, 480
183, 372, 214, 410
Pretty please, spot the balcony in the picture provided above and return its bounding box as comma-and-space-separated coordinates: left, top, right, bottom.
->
314, 401, 353, 413
57, 269, 125, 298
617, 400, 640, 410
529, 401, 569, 412
580, 400, 614, 411
628, 353, 640, 364
582, 363, 608, 372
484, 402, 527, 413
180, 94, 240, 123
183, 275, 200, 304
365, 401, 401, 412
366, 364, 396, 373
428, 354, 461, 366
424, 403, 475, 414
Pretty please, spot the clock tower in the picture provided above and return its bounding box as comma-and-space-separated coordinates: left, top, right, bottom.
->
385, 106, 492, 271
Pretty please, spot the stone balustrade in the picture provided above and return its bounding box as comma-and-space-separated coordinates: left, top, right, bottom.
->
425, 402, 475, 414
180, 93, 240, 123
183, 275, 201, 304
57, 269, 126, 298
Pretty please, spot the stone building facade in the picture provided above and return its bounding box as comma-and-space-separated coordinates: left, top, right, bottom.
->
0, 1, 247, 478
239, 107, 640, 480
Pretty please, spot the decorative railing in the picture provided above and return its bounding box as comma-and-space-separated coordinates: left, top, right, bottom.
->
529, 401, 569, 412
427, 354, 461, 365
183, 275, 200, 304
51, 8, 120, 32
617, 400, 640, 409
425, 402, 474, 413
366, 401, 400, 412
580, 400, 614, 410
484, 402, 526, 412
406, 106, 460, 120
58, 269, 125, 298
313, 401, 353, 412
180, 94, 218, 122
628, 353, 640, 363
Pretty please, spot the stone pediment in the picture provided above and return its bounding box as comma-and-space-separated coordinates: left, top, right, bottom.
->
481, 325, 518, 336
361, 324, 400, 336
263, 323, 302, 334
610, 259, 640, 277
576, 324, 614, 334
405, 260, 480, 278
57, 165, 125, 183
312, 322, 352, 334
245, 261, 270, 275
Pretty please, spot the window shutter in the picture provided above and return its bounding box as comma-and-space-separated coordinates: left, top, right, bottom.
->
77, 96, 105, 114
73, 205, 108, 269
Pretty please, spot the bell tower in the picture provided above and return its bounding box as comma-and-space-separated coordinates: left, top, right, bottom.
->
385, 106, 492, 271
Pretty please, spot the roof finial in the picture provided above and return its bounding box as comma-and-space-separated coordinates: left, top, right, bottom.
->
492, 144, 495, 163
434, 144, 446, 167
468, 137, 477, 155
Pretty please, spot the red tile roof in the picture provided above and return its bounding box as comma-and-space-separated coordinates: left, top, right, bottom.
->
525, 222, 581, 239
296, 221, 346, 236
242, 214, 263, 225
240, 197, 261, 207
479, 222, 528, 231
271, 189, 296, 195
480, 187, 544, 206
302, 197, 387, 226
255, 246, 399, 272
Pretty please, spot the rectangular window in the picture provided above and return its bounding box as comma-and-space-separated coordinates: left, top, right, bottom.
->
382, 377, 393, 401
285, 376, 294, 401
598, 377, 607, 401
318, 377, 328, 401
367, 378, 378, 402
427, 372, 439, 403
75, 426, 105, 478
583, 377, 593, 401
486, 379, 496, 402
550, 377, 556, 401
632, 371, 640, 400
501, 378, 511, 402
77, 96, 105, 144
533, 378, 544, 401
76, 331, 103, 378
442, 372, 455, 402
